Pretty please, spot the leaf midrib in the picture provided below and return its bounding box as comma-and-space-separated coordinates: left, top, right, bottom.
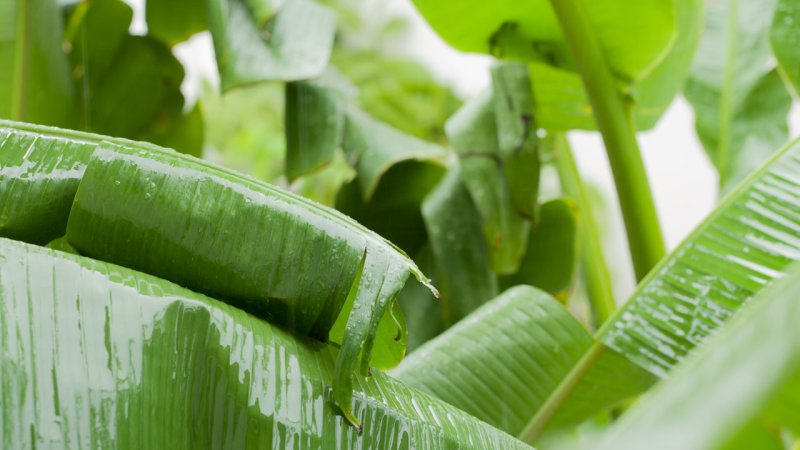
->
11, 0, 29, 120
716, 0, 739, 187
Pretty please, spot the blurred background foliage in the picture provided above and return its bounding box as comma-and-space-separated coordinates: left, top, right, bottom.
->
200, 0, 461, 204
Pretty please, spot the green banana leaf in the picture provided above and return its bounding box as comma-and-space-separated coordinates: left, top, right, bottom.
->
146, 0, 209, 46
770, 0, 800, 96
284, 79, 448, 254
335, 161, 445, 256
0, 122, 99, 244
0, 120, 436, 427
393, 286, 598, 436
499, 199, 578, 299
410, 0, 675, 85
685, 0, 792, 191
519, 134, 800, 441
596, 265, 800, 450
285, 80, 345, 180
410, 0, 702, 132
396, 245, 443, 353
422, 168, 498, 325
631, 0, 704, 130
207, 0, 336, 90
0, 238, 530, 449
0, 0, 73, 127
490, 63, 539, 221
528, 0, 704, 132
342, 109, 448, 202
396, 284, 654, 439
445, 71, 535, 274
63, 0, 204, 155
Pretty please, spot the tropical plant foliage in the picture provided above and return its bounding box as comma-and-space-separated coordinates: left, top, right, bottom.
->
2, 0, 800, 448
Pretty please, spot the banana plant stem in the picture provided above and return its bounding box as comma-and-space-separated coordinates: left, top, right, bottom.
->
553, 133, 616, 326
548, 0, 666, 281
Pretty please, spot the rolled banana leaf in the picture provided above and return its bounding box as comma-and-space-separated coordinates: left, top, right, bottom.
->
0, 120, 436, 428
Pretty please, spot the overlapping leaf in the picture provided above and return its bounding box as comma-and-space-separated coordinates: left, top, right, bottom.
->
394, 286, 594, 436
500, 199, 578, 299
445, 63, 539, 274
528, 0, 703, 131
410, 0, 675, 84
0, 238, 529, 449
0, 120, 435, 427
597, 265, 800, 450
63, 0, 204, 155
520, 135, 800, 441
421, 168, 498, 325
284, 78, 448, 255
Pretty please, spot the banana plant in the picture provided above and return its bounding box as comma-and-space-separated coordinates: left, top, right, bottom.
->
4, 0, 800, 448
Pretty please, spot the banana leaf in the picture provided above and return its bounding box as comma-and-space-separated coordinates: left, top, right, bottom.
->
685, 0, 792, 191
0, 237, 529, 449
207, 0, 337, 90
285, 80, 345, 180
0, 120, 436, 427
63, 0, 204, 155
499, 199, 578, 299
422, 168, 498, 325
146, 0, 209, 46
411, 0, 703, 132
409, 0, 675, 85
394, 286, 598, 436
0, 0, 73, 127
446, 62, 539, 274
770, 0, 800, 96
520, 134, 800, 441
284, 81, 448, 255
596, 264, 800, 450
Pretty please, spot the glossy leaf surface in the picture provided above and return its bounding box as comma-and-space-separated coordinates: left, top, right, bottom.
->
0, 120, 435, 426
599, 135, 800, 376
685, 0, 792, 190
65, 146, 431, 425
394, 286, 592, 436
0, 238, 529, 449
207, 0, 336, 90
0, 0, 73, 126
0, 123, 96, 244
422, 168, 498, 325
410, 0, 675, 84
522, 135, 800, 439
597, 266, 800, 450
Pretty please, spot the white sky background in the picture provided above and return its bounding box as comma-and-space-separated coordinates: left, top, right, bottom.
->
127, 0, 799, 299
